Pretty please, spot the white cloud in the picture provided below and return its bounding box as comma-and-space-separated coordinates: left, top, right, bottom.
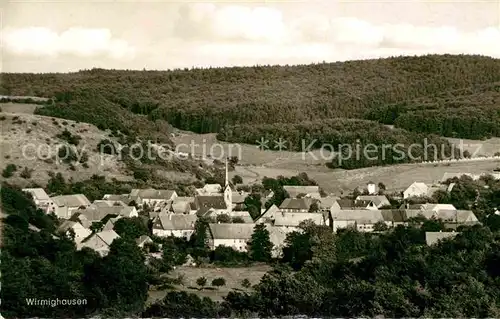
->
3, 27, 136, 59
174, 4, 500, 60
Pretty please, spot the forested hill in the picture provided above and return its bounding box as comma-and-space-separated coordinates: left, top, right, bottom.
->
2, 54, 500, 168
3, 54, 500, 137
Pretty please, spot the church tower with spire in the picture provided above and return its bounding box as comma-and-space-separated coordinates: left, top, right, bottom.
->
223, 157, 233, 212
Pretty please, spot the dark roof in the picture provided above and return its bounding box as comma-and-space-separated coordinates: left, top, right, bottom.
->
337, 199, 372, 209
279, 198, 312, 210
380, 209, 407, 223
195, 196, 227, 210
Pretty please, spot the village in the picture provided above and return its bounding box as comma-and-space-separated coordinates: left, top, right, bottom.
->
19, 157, 493, 260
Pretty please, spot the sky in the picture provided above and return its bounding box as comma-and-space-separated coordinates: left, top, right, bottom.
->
1, 0, 500, 73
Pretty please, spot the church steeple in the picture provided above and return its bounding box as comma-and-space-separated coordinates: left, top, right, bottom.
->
225, 157, 229, 188
224, 157, 232, 212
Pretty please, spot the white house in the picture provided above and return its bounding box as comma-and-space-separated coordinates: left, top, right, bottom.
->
355, 195, 391, 208
47, 194, 91, 219
425, 231, 458, 246
58, 220, 92, 244
366, 182, 377, 195
78, 230, 120, 256
152, 213, 198, 240
23, 188, 52, 209
330, 210, 386, 233
273, 212, 325, 231
207, 223, 255, 252
129, 189, 178, 206
331, 199, 378, 212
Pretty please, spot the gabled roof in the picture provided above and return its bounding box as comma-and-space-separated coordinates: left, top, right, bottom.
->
75, 206, 129, 222
136, 235, 153, 245
51, 194, 91, 207
208, 223, 255, 240
92, 200, 127, 208
228, 211, 253, 223
232, 193, 247, 204
22, 188, 50, 201
195, 196, 227, 210
58, 220, 79, 232
274, 212, 324, 227
255, 204, 280, 224
156, 214, 197, 230
336, 199, 371, 209
331, 210, 384, 224
171, 201, 191, 214
283, 185, 320, 198
356, 196, 390, 207
130, 188, 176, 200
380, 210, 407, 223
81, 229, 120, 245
405, 182, 428, 194
279, 198, 312, 210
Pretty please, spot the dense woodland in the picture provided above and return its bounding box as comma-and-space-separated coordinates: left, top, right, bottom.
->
2, 55, 500, 169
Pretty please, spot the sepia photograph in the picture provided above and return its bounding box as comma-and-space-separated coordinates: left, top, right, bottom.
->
1, 0, 500, 318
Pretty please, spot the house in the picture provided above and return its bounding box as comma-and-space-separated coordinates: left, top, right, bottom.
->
102, 216, 121, 231
330, 210, 385, 233
78, 230, 120, 256
331, 199, 378, 212
136, 235, 154, 248
75, 206, 137, 224
279, 198, 313, 213
207, 223, 255, 252
366, 182, 378, 195
317, 196, 339, 211
380, 210, 408, 228
265, 224, 296, 258
22, 188, 52, 209
283, 186, 321, 199
57, 220, 92, 243
152, 213, 197, 240
425, 231, 458, 246
103, 194, 131, 204
355, 195, 391, 208
273, 212, 324, 231
47, 194, 91, 219
194, 196, 228, 215
92, 200, 127, 208
171, 197, 196, 214
228, 211, 254, 223
231, 192, 247, 210
129, 189, 178, 206
403, 182, 428, 199
255, 204, 280, 224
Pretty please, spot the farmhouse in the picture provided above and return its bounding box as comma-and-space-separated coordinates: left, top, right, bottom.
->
47, 194, 91, 219
330, 210, 386, 233
425, 231, 458, 246
283, 185, 321, 199
355, 195, 391, 208
129, 189, 177, 206
255, 204, 280, 224
152, 213, 197, 240
279, 198, 313, 213
57, 220, 92, 243
273, 212, 325, 231
22, 188, 52, 209
207, 223, 255, 252
78, 230, 120, 256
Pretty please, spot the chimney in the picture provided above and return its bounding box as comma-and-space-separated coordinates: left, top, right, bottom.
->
169, 214, 172, 220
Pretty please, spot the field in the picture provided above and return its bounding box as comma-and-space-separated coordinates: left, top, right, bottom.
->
0, 110, 131, 186
147, 264, 271, 304
173, 132, 500, 195
0, 102, 40, 114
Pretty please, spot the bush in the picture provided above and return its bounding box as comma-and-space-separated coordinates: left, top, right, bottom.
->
241, 278, 251, 288
211, 277, 226, 287
56, 129, 81, 145
196, 277, 207, 287
2, 164, 17, 178
97, 139, 117, 155
20, 167, 32, 179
